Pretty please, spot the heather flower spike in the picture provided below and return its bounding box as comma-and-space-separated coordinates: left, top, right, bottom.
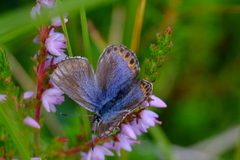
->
144, 27, 173, 82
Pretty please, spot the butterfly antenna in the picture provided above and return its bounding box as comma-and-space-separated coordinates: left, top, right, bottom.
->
60, 113, 93, 117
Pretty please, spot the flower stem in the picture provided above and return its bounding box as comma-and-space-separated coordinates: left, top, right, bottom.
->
131, 0, 146, 53
56, 0, 73, 57
34, 27, 50, 152
80, 6, 92, 64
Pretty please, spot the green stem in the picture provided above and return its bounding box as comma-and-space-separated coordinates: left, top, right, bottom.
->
79, 7, 92, 140
130, 0, 146, 53
149, 125, 175, 160
0, 103, 30, 159
57, 0, 73, 57
80, 6, 92, 63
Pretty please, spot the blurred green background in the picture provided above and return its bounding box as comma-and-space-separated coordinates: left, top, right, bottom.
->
0, 0, 239, 159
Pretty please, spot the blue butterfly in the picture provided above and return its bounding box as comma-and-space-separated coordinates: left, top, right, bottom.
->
50, 44, 152, 138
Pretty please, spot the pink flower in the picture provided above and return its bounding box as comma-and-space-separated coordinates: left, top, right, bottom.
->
121, 123, 137, 139
0, 94, 7, 102
45, 29, 67, 56
23, 91, 35, 100
51, 16, 68, 27
30, 3, 41, 18
104, 134, 140, 156
23, 116, 40, 128
31, 158, 42, 160
33, 35, 40, 44
141, 95, 167, 108
13, 158, 42, 160
41, 85, 64, 112
37, 0, 55, 8
139, 110, 161, 126
44, 54, 67, 68
130, 110, 162, 136
81, 145, 114, 160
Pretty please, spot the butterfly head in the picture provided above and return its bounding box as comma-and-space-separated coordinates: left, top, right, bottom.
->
90, 114, 102, 123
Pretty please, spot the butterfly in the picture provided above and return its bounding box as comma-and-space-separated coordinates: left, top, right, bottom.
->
50, 44, 152, 138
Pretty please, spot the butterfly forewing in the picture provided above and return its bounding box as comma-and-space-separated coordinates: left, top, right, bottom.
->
96, 44, 140, 100
50, 57, 100, 112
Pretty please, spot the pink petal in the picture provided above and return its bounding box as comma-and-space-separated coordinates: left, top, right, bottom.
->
38, 0, 55, 8
30, 3, 41, 18
23, 116, 40, 128
130, 118, 143, 135
33, 35, 40, 44
149, 95, 167, 108
51, 16, 68, 27
41, 94, 50, 112
31, 158, 42, 160
0, 94, 7, 102
45, 29, 67, 56
121, 124, 137, 139
140, 110, 159, 118
84, 145, 114, 160
141, 101, 150, 107
23, 91, 35, 100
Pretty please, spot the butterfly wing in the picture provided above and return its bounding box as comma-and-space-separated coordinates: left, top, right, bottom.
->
96, 44, 140, 101
97, 79, 152, 138
50, 57, 100, 112
97, 111, 129, 138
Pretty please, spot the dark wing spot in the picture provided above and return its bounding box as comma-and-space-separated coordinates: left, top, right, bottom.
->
129, 58, 135, 65
106, 48, 111, 54
140, 80, 153, 97
124, 51, 130, 59
114, 46, 118, 52
128, 58, 136, 67
120, 47, 125, 53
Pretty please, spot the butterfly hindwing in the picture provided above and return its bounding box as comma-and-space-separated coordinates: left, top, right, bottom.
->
50, 57, 100, 112
97, 79, 153, 138
97, 111, 129, 138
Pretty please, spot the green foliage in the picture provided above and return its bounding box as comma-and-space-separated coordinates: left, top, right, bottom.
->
0, 49, 30, 159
